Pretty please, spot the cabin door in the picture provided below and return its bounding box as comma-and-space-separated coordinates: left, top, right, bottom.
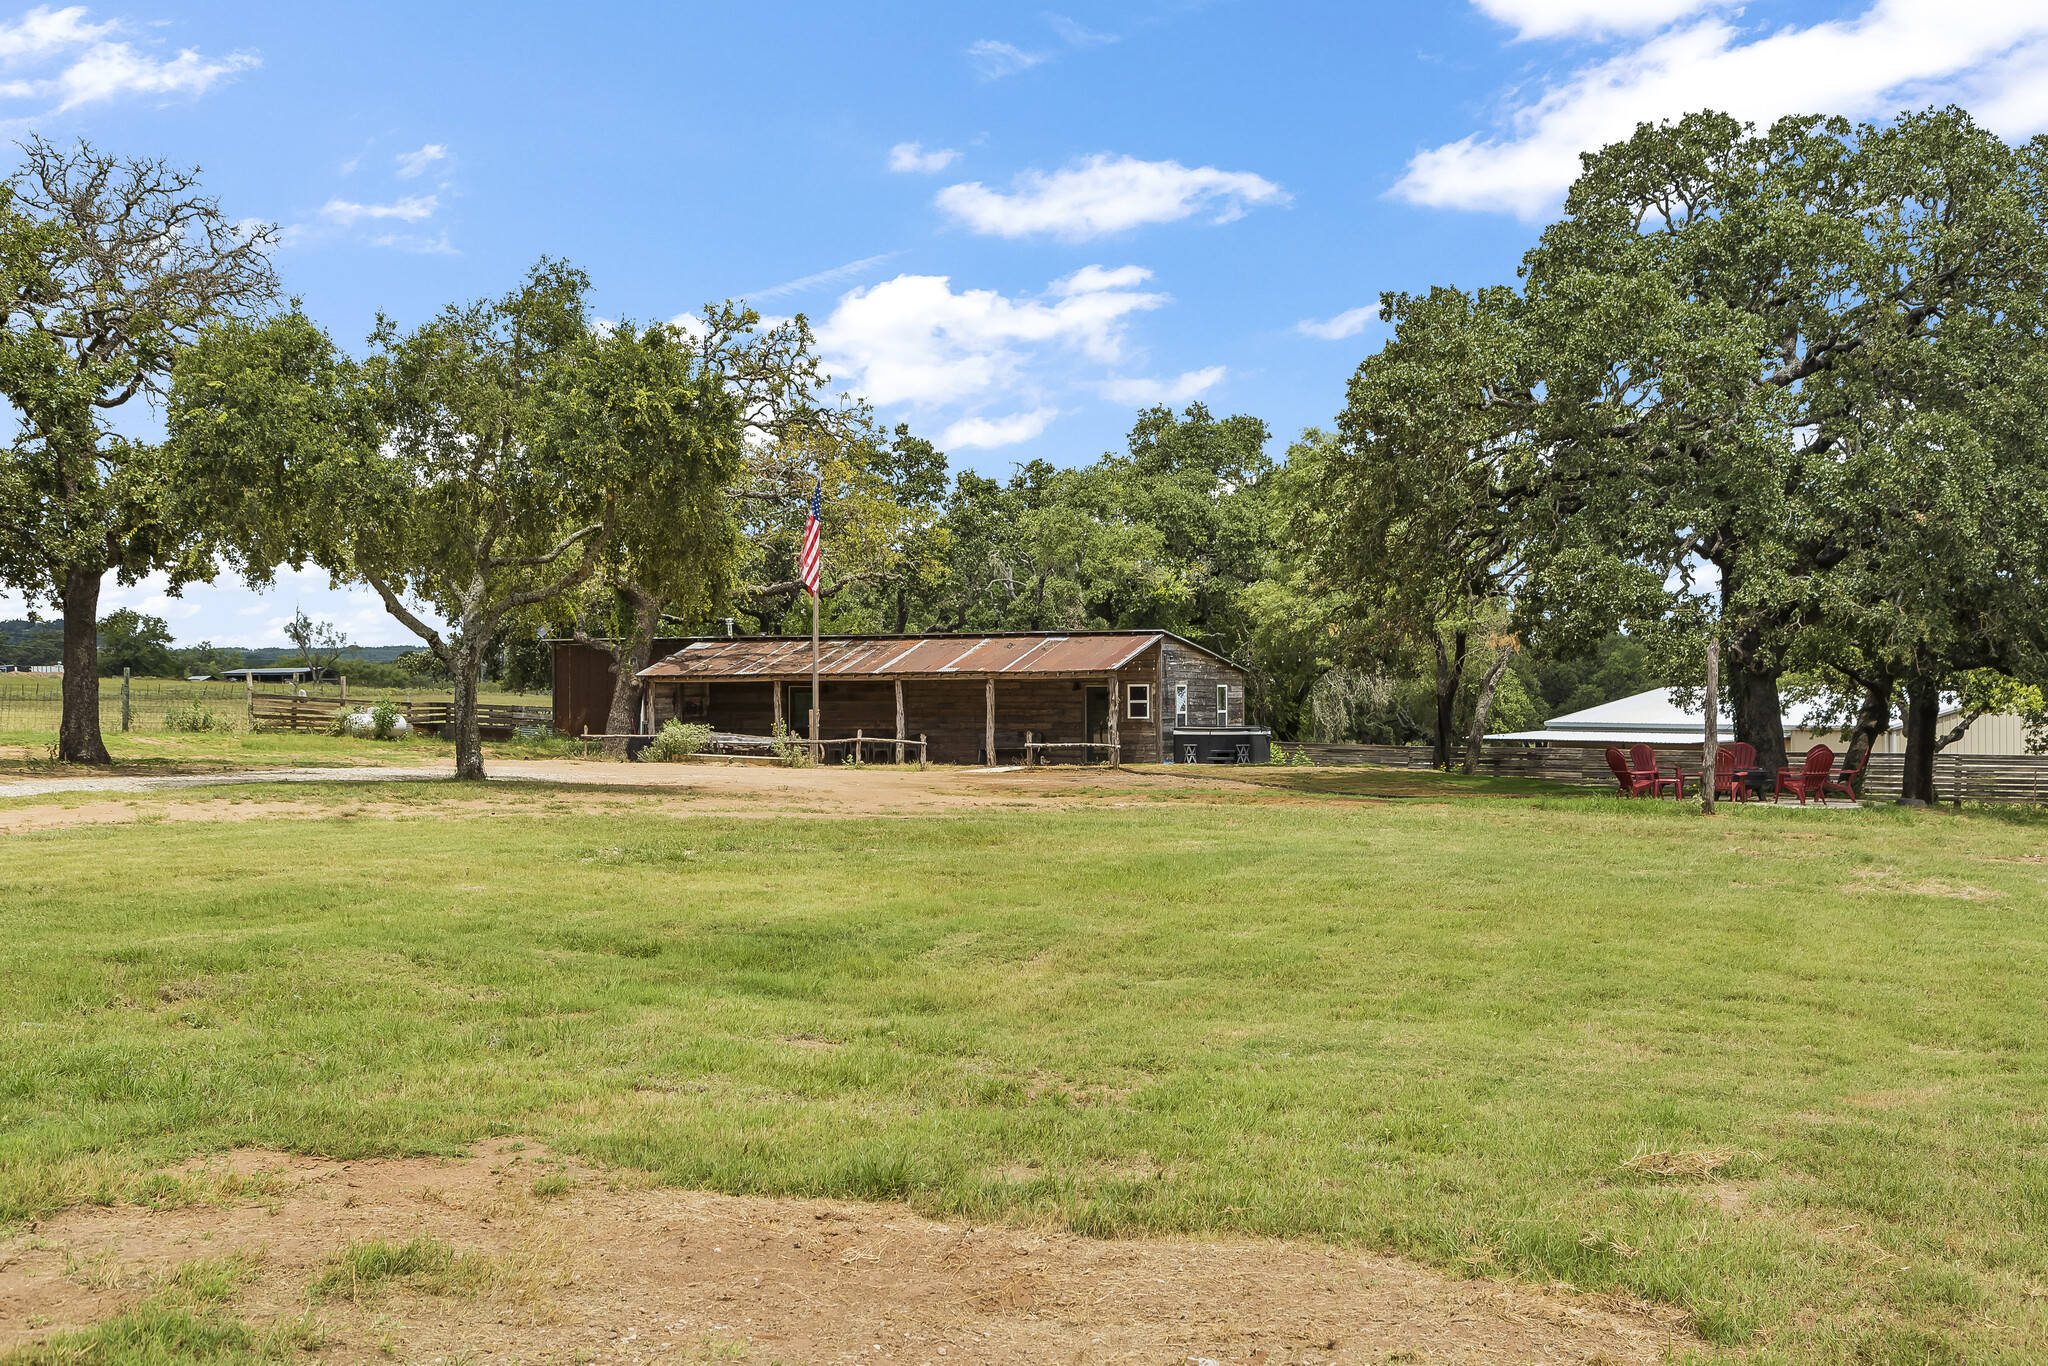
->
789, 686, 814, 738
1085, 687, 1110, 745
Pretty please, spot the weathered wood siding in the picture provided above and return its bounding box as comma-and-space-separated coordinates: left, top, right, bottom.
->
1157, 638, 1248, 759
551, 638, 695, 737
653, 652, 1165, 764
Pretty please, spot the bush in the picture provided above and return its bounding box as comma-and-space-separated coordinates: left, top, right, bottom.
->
334, 697, 410, 740
163, 699, 234, 733
770, 719, 813, 767
640, 720, 713, 762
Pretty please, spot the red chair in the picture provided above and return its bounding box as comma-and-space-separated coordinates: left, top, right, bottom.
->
1822, 747, 1871, 801
1630, 743, 1683, 798
1680, 744, 1749, 802
1774, 744, 1836, 805
1606, 746, 1660, 797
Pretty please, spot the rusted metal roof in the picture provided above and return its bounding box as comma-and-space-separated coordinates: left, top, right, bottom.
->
638, 632, 1169, 680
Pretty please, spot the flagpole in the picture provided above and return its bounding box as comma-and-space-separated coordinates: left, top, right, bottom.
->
810, 560, 821, 767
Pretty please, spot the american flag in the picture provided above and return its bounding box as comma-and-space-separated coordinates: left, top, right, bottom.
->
798, 478, 823, 597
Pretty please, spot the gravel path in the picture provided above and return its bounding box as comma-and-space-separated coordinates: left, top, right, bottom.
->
0, 766, 462, 798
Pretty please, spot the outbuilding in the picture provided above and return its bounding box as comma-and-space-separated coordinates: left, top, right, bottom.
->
552, 630, 1267, 765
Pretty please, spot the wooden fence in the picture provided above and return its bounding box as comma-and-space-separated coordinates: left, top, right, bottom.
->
250, 697, 553, 737
1284, 741, 2048, 805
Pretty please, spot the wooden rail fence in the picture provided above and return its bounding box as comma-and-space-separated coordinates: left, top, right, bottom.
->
250, 697, 553, 737
1282, 741, 2048, 805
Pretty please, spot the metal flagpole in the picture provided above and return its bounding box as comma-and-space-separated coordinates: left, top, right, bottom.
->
811, 560, 821, 766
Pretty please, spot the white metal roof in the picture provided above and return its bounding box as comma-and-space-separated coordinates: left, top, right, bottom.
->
1491, 688, 1753, 744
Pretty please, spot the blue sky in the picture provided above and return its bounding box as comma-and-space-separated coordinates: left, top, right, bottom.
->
7, 0, 2045, 645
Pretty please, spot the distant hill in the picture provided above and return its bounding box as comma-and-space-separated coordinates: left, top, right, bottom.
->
0, 619, 418, 666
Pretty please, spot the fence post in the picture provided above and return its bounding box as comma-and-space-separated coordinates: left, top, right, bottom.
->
246, 671, 254, 727
121, 668, 131, 732
919, 733, 927, 773
341, 675, 347, 706
855, 728, 863, 766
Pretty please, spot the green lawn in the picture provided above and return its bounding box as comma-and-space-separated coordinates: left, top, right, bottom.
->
4, 782, 2047, 1363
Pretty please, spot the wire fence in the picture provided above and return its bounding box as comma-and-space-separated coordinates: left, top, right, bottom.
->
0, 676, 549, 736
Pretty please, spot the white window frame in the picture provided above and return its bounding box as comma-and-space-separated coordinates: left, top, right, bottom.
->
1217, 684, 1230, 721
1126, 683, 1150, 719
1174, 681, 1189, 726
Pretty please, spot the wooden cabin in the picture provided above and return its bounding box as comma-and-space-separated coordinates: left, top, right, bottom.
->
551, 630, 1265, 764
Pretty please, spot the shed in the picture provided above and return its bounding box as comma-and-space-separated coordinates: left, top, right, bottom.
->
554, 630, 1262, 764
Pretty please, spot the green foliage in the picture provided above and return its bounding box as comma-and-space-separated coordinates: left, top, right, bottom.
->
97, 609, 177, 677
162, 698, 235, 733
640, 719, 712, 762
769, 718, 812, 767
392, 648, 451, 683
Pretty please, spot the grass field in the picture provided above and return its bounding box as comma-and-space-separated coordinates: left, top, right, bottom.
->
0, 674, 549, 750
4, 773, 2047, 1362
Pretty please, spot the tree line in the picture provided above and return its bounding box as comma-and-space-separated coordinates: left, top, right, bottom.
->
8, 106, 2044, 790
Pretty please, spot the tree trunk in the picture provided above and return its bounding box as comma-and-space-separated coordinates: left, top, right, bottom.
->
1431, 627, 1467, 769
58, 562, 109, 764
1843, 674, 1893, 787
1461, 644, 1516, 775
449, 638, 488, 781
601, 588, 663, 760
1723, 621, 1786, 789
1899, 674, 1939, 805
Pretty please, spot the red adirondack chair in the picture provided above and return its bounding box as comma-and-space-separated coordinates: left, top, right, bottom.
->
1680, 743, 1755, 802
1606, 746, 1662, 798
1823, 746, 1872, 802
1724, 741, 1757, 802
1774, 744, 1835, 805
1630, 743, 1682, 798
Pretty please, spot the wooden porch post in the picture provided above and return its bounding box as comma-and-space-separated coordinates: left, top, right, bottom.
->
894, 680, 905, 765
1108, 674, 1120, 769
984, 678, 996, 765
773, 681, 783, 733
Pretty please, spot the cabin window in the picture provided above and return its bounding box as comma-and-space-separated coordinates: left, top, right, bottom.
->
1175, 682, 1188, 726
1217, 684, 1230, 721
1126, 684, 1150, 719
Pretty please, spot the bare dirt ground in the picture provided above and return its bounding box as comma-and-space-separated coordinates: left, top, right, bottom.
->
0, 1140, 1693, 1365
0, 762, 1360, 833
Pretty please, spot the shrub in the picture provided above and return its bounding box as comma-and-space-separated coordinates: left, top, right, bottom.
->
770, 719, 813, 768
333, 696, 410, 740
163, 699, 234, 733
640, 719, 713, 762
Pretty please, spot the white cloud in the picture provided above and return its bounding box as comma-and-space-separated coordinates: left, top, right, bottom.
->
0, 6, 116, 61
888, 141, 960, 174
1472, 0, 1720, 39
936, 153, 1289, 241
394, 143, 446, 179
1296, 305, 1378, 340
967, 39, 1045, 80
747, 252, 897, 302
367, 229, 457, 255
1099, 366, 1225, 405
0, 7, 254, 112
52, 40, 253, 108
816, 265, 1167, 408
941, 408, 1059, 450
320, 195, 437, 226
1046, 14, 1119, 47
1403, 1, 2048, 219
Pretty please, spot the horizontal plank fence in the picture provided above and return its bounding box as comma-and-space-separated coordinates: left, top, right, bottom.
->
1288, 742, 2048, 805
404, 702, 553, 737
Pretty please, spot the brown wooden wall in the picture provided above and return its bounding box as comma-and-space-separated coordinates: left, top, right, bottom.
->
647, 645, 1171, 764
552, 639, 694, 738
1158, 639, 1246, 750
